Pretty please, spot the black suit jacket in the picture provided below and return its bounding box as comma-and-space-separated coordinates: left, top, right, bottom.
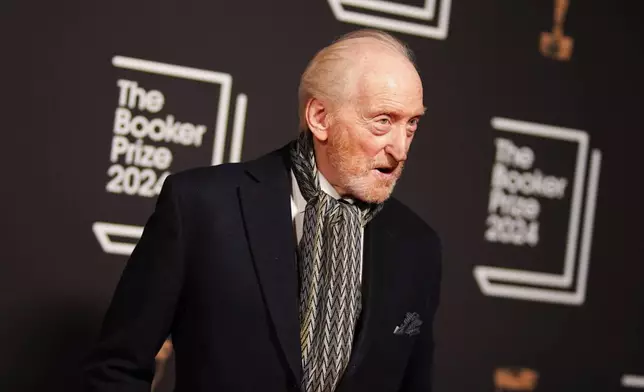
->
83, 143, 442, 392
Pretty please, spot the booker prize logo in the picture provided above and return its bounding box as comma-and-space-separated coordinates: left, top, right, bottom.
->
327, 0, 452, 40
474, 117, 602, 306
495, 368, 539, 391
93, 56, 248, 256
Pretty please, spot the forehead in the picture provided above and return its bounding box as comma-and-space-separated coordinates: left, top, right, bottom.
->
352, 56, 424, 115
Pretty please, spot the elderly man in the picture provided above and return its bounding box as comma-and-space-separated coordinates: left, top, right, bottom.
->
84, 28, 442, 392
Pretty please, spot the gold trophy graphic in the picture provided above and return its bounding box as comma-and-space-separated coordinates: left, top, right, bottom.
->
494, 368, 539, 391
540, 0, 573, 60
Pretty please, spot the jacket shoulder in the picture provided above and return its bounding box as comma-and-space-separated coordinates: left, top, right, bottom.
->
160, 144, 290, 202
169, 162, 246, 190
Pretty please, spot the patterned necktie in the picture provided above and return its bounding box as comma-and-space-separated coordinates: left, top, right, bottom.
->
289, 131, 382, 392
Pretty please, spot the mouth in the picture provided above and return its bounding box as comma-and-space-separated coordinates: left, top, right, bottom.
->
372, 166, 397, 179
375, 167, 395, 174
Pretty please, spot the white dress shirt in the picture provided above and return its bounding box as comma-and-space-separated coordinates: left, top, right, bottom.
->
290, 170, 364, 283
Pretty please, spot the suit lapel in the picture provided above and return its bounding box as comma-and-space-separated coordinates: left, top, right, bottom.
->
344, 206, 399, 374
238, 146, 302, 383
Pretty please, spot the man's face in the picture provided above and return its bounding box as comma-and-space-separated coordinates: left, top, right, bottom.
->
323, 56, 424, 204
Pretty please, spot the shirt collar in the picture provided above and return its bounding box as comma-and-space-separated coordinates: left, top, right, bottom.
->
319, 170, 342, 200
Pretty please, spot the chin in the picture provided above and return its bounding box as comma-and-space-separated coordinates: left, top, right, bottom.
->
349, 180, 397, 204
359, 192, 392, 204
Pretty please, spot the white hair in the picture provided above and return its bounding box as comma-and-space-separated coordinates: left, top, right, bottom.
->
297, 29, 416, 131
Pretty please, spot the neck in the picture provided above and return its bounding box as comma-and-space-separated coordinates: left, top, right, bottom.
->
312, 140, 349, 198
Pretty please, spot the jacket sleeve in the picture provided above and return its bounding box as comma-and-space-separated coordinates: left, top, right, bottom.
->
399, 233, 442, 392
83, 175, 185, 391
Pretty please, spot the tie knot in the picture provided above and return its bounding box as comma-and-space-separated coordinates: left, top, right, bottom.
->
325, 197, 361, 226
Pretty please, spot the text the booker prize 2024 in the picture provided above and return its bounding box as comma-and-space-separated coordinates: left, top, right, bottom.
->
486, 138, 568, 246
107, 79, 208, 197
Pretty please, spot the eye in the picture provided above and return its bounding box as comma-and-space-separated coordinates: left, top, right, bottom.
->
408, 118, 419, 127
376, 117, 391, 125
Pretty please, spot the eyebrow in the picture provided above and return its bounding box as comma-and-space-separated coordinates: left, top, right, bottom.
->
371, 106, 426, 118
405, 107, 426, 118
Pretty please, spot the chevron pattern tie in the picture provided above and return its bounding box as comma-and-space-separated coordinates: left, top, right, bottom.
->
290, 131, 382, 392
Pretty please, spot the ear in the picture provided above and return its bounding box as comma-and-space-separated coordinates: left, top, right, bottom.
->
305, 97, 330, 142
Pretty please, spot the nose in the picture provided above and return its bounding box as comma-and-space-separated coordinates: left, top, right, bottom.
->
385, 126, 408, 162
